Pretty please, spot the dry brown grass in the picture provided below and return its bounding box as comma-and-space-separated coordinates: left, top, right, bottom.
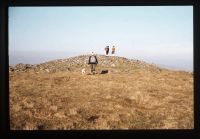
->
9, 66, 193, 130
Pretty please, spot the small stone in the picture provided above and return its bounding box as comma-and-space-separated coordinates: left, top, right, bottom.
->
69, 108, 77, 115
24, 102, 34, 108
111, 64, 116, 67
114, 104, 122, 109
45, 69, 50, 73
54, 112, 66, 118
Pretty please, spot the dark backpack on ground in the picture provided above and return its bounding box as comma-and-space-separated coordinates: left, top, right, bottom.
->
101, 70, 108, 74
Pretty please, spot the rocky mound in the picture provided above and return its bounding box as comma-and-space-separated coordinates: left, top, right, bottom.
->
9, 55, 166, 73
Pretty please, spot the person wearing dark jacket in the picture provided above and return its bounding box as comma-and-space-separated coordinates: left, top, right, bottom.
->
88, 52, 98, 74
105, 46, 109, 56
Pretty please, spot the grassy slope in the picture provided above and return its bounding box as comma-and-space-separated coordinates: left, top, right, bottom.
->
9, 63, 193, 129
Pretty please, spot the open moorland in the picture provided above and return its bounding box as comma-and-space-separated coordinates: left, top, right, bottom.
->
9, 55, 193, 129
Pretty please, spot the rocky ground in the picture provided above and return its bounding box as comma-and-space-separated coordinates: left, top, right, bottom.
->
9, 55, 193, 130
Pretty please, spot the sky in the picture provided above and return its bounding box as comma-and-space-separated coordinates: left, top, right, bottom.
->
9, 6, 193, 71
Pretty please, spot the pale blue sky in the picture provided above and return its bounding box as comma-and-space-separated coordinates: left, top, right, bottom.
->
9, 6, 193, 71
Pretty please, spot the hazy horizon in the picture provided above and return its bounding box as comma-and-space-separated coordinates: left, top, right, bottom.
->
9, 6, 193, 72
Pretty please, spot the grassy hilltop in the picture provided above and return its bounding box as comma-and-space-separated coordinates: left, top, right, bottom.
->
9, 55, 193, 129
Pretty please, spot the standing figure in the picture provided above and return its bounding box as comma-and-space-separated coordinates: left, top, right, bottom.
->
105, 46, 109, 56
88, 52, 98, 74
112, 46, 115, 55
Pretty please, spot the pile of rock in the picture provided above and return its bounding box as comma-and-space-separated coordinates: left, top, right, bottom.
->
32, 63, 72, 73
9, 64, 34, 72
9, 54, 162, 73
